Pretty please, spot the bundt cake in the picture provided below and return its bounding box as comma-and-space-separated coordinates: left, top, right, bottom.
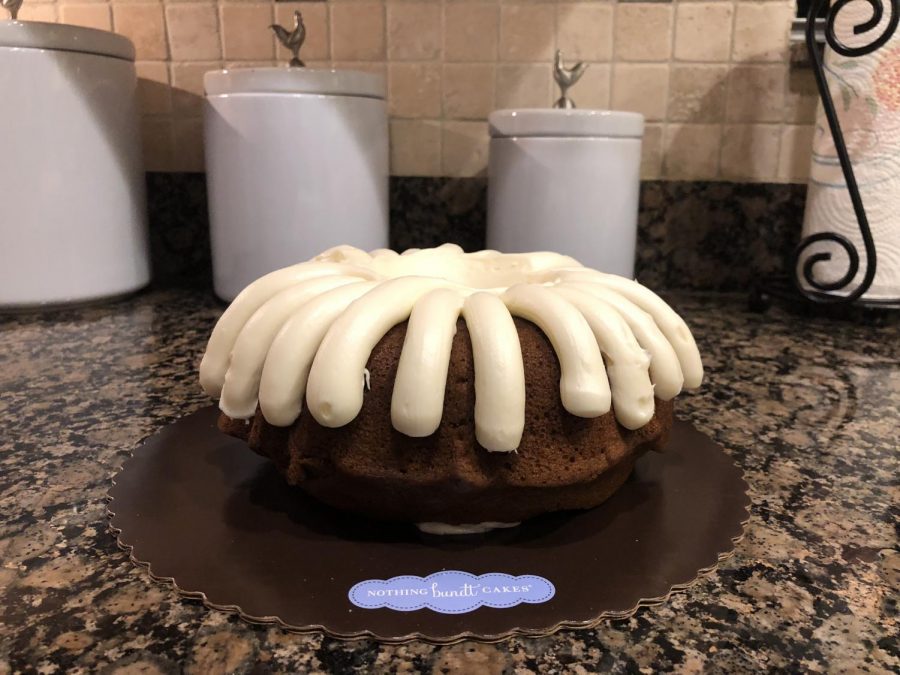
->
199, 244, 703, 532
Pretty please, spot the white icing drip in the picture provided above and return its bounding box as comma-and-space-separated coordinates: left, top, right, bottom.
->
416, 521, 521, 535
462, 292, 526, 452
199, 261, 378, 396
553, 287, 655, 430
559, 282, 685, 401
306, 276, 449, 428
218, 275, 363, 419
391, 288, 465, 437
503, 284, 610, 417
258, 281, 378, 426
555, 270, 704, 388
200, 245, 704, 451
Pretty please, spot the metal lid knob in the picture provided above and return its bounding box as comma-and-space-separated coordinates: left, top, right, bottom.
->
3, 0, 23, 21
553, 50, 588, 109
271, 10, 307, 68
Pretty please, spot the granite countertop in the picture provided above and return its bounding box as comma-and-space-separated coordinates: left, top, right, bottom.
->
1, 289, 897, 673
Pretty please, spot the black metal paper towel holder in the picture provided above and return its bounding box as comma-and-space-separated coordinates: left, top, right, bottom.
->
753, 0, 900, 314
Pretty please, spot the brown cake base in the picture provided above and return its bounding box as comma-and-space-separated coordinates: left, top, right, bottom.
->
220, 318, 674, 525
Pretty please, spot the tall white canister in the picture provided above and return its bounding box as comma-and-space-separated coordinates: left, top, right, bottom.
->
204, 68, 389, 301
0, 20, 149, 307
487, 109, 644, 278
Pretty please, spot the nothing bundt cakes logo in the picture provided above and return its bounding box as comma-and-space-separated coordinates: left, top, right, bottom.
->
348, 571, 555, 614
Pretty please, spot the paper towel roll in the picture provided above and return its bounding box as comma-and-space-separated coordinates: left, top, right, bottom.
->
801, 2, 900, 301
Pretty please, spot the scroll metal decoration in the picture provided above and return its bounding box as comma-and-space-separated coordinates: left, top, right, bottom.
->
795, 0, 899, 304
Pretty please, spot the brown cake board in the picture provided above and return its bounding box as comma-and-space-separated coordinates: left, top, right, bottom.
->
107, 406, 750, 644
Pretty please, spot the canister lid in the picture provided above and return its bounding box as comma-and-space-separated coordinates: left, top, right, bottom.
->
489, 109, 644, 139
0, 20, 135, 61
204, 67, 385, 100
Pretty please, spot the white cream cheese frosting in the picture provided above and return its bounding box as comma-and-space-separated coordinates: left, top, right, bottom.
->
199, 244, 703, 452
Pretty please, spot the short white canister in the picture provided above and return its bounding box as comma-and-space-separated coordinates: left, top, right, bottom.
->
487, 109, 644, 278
204, 68, 389, 301
0, 21, 149, 308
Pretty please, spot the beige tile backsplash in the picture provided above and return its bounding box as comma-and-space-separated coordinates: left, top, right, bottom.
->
27, 0, 818, 182
719, 122, 781, 179
614, 4, 672, 62
59, 4, 112, 31
221, 4, 276, 61
387, 1, 441, 60
663, 122, 723, 179
611, 63, 669, 121
164, 4, 220, 61
674, 2, 734, 62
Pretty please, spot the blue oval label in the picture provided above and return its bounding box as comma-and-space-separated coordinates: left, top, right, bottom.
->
348, 571, 555, 614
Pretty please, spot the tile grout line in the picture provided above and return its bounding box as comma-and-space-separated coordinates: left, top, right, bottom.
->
773, 4, 793, 183
717, 0, 740, 181
553, 2, 560, 107
663, 1, 679, 179
216, 2, 225, 72
488, 35, 497, 129
327, 0, 335, 70
163, 1, 178, 170
609, 1, 618, 113
438, 0, 445, 170
661, 1, 674, 181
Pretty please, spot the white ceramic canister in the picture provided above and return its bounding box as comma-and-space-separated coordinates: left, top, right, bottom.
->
204, 68, 389, 301
487, 109, 644, 278
0, 21, 149, 308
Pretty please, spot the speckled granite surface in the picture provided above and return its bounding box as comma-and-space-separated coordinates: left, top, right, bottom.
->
147, 175, 805, 293
1, 290, 897, 673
